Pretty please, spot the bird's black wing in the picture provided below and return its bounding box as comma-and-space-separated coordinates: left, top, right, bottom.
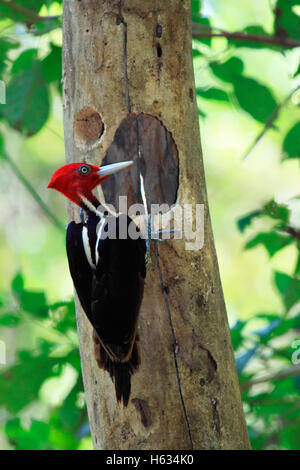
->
66, 221, 94, 322
91, 215, 146, 362
66, 214, 146, 405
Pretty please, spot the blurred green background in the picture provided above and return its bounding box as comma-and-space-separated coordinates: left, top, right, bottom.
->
0, 0, 299, 450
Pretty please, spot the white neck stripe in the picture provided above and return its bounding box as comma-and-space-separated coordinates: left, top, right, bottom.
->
80, 194, 103, 217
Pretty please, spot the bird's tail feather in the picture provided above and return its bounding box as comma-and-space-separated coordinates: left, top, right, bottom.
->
93, 331, 140, 406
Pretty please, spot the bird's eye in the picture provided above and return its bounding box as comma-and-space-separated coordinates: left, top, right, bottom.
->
79, 165, 90, 175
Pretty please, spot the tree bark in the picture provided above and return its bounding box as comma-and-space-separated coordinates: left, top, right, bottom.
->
62, 0, 250, 450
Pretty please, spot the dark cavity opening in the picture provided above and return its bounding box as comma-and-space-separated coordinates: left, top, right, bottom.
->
101, 113, 179, 213
157, 43, 162, 58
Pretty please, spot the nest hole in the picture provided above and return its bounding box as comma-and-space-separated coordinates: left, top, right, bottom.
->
73, 107, 104, 150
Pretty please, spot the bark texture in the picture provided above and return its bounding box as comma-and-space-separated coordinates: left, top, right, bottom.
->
62, 0, 250, 450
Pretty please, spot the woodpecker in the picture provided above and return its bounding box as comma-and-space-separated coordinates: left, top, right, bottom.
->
48, 161, 146, 406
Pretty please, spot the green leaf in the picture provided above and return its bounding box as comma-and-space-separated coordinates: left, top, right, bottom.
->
293, 62, 300, 77
237, 209, 262, 232
248, 428, 267, 450
238, 200, 290, 232
280, 422, 300, 450
230, 320, 246, 351
0, 59, 50, 136
275, 0, 300, 41
19, 290, 48, 318
12, 274, 48, 318
191, 0, 202, 18
191, 0, 203, 31
0, 353, 64, 413
0, 133, 5, 156
271, 344, 297, 362
192, 48, 202, 58
274, 271, 300, 310
11, 272, 24, 294
49, 425, 78, 451
283, 122, 300, 159
6, 418, 50, 450
196, 87, 229, 101
263, 200, 290, 224
49, 300, 76, 333
31, 421, 50, 448
245, 232, 293, 257
210, 57, 244, 83
0, 313, 20, 327
41, 43, 62, 84
271, 377, 299, 398
295, 255, 300, 276
274, 315, 300, 337
58, 376, 83, 432
252, 401, 295, 418
233, 76, 278, 123
11, 49, 38, 74
0, 38, 19, 76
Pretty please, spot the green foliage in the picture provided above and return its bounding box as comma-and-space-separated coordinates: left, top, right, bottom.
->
283, 122, 300, 159
1, 51, 50, 135
234, 198, 300, 449
196, 87, 229, 102
41, 43, 62, 94
191, 0, 202, 22
209, 58, 278, 123
0, 2, 62, 136
274, 271, 300, 310
233, 76, 278, 124
0, 1, 45, 19
5, 418, 50, 450
210, 57, 244, 83
241, 199, 297, 258
0, 0, 61, 22
0, 38, 19, 75
12, 272, 48, 318
275, 0, 300, 40
0, 351, 64, 413
245, 232, 292, 257
0, 0, 298, 451
0, 314, 20, 326
0, 273, 88, 449
237, 210, 262, 233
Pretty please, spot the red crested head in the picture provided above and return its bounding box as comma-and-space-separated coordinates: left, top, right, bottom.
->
47, 161, 133, 209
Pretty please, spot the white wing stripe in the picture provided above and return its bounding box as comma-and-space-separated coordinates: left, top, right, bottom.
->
95, 217, 107, 266
82, 225, 96, 270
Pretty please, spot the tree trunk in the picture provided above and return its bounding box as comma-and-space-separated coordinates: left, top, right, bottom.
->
62, 0, 250, 450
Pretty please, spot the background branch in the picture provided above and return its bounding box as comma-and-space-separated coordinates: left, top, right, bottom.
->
241, 364, 300, 391
1, 151, 64, 232
242, 84, 300, 161
192, 24, 300, 49
0, 0, 61, 23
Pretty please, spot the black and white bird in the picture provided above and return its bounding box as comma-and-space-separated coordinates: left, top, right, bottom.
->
48, 161, 146, 406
